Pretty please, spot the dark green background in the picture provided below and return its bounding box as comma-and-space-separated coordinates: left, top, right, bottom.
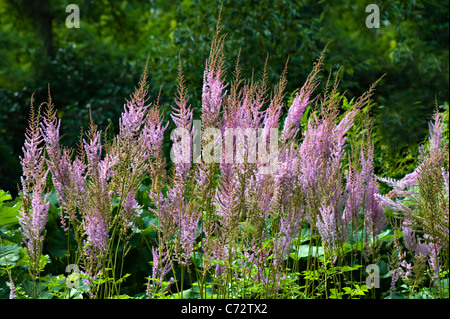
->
1, 0, 448, 197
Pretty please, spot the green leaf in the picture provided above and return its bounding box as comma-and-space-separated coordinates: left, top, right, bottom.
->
47, 229, 70, 258
0, 190, 12, 203
0, 199, 21, 226
290, 244, 324, 260
0, 242, 21, 266
377, 229, 395, 242
343, 287, 352, 294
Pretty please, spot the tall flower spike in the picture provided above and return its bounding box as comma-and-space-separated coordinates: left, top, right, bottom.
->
359, 143, 385, 239
18, 94, 50, 265
316, 204, 338, 249
82, 211, 109, 261
214, 161, 240, 230
18, 177, 50, 262
175, 206, 200, 267
281, 49, 324, 143
9, 277, 16, 299
343, 157, 363, 226
282, 86, 316, 143
20, 94, 45, 190
201, 14, 228, 129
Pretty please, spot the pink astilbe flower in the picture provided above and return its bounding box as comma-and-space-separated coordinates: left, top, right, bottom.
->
175, 207, 200, 267
170, 58, 194, 187
9, 277, 16, 299
426, 240, 442, 283
18, 98, 50, 266
146, 108, 169, 156
146, 243, 173, 298
359, 144, 385, 239
363, 175, 385, 239
402, 222, 417, 254
343, 159, 363, 225
214, 161, 240, 230
120, 94, 150, 141
282, 86, 317, 143
82, 211, 109, 260
119, 189, 142, 234
70, 156, 88, 198
298, 117, 331, 207
270, 142, 299, 212
19, 104, 45, 193
272, 208, 301, 268
316, 205, 338, 249
202, 64, 228, 129
84, 131, 102, 167
427, 112, 444, 160
119, 60, 152, 142
18, 182, 50, 262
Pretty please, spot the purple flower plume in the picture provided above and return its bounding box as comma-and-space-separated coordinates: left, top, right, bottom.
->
18, 180, 50, 261
202, 67, 228, 129
316, 205, 337, 248
19, 100, 50, 264
282, 86, 317, 143
82, 211, 109, 260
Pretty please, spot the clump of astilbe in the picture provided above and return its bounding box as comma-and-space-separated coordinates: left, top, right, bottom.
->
17, 95, 50, 296
376, 111, 448, 297
41, 95, 88, 234
192, 18, 229, 250
294, 75, 382, 260
377, 112, 449, 255
343, 132, 385, 259
389, 221, 444, 297
33, 61, 163, 298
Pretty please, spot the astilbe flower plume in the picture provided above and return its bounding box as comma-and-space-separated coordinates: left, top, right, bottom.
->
78, 121, 119, 264
201, 18, 228, 130
376, 112, 449, 246
281, 51, 323, 144
18, 181, 50, 263
18, 96, 50, 267
9, 277, 16, 299
359, 142, 385, 240
316, 205, 338, 249
174, 205, 200, 267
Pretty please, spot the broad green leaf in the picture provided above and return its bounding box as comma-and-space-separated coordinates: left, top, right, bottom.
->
0, 200, 21, 226
0, 242, 21, 266
47, 229, 70, 258
0, 190, 12, 203
377, 229, 395, 242
290, 244, 324, 260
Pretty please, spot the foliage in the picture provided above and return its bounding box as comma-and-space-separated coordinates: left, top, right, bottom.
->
0, 1, 449, 300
